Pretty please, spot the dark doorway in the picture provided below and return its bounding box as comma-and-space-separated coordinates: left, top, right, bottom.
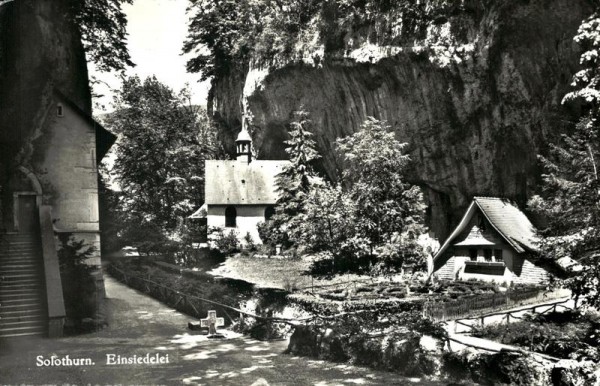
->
17, 195, 37, 233
225, 206, 237, 228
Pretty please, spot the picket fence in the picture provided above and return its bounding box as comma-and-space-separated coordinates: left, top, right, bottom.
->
422, 287, 570, 321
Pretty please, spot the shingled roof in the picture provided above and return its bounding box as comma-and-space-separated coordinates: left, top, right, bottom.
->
205, 160, 290, 205
434, 197, 539, 263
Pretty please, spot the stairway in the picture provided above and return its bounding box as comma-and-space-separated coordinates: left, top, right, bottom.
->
0, 233, 47, 338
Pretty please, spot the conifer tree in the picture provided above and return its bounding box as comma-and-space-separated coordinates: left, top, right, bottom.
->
266, 109, 320, 247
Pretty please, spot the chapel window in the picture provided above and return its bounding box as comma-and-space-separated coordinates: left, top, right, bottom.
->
469, 249, 478, 261
225, 206, 237, 227
57, 104, 64, 117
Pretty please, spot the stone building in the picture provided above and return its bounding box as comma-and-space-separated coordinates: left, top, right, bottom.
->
433, 197, 551, 285
0, 89, 115, 338
204, 126, 289, 245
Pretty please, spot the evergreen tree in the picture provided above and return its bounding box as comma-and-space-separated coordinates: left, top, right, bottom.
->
265, 109, 320, 246
529, 12, 600, 306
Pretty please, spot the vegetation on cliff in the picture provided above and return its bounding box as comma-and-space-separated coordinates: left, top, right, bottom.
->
184, 0, 477, 79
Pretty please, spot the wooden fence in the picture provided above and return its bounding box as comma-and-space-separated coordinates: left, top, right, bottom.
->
106, 264, 317, 326
422, 287, 571, 321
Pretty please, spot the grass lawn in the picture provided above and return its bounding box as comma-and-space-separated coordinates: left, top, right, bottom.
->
207, 254, 376, 291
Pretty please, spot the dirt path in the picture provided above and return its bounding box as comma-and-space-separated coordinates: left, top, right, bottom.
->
0, 275, 440, 385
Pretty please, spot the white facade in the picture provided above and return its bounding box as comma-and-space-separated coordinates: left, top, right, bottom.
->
207, 205, 274, 245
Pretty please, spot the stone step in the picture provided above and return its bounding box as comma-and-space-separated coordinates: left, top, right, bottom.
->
0, 272, 39, 279
0, 295, 42, 303
0, 282, 42, 290
0, 313, 45, 323
0, 264, 39, 276
0, 318, 46, 329
0, 308, 45, 318
0, 302, 44, 311
0, 251, 39, 257
0, 255, 39, 261
0, 262, 39, 267
0, 325, 46, 338
1, 296, 43, 304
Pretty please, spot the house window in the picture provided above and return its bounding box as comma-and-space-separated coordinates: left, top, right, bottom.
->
494, 249, 503, 262
484, 249, 493, 262
469, 249, 478, 261
57, 104, 64, 117
225, 206, 236, 227
264, 206, 275, 221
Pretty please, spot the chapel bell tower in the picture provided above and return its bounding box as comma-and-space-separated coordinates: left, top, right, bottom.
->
236, 118, 253, 164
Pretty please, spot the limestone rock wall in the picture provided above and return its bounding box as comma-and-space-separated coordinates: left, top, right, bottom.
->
0, 0, 91, 170
209, 0, 594, 238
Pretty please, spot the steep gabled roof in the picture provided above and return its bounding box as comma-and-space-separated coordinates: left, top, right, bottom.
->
434, 197, 539, 263
205, 160, 289, 205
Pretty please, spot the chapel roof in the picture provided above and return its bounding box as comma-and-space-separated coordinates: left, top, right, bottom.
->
434, 197, 539, 262
205, 160, 289, 205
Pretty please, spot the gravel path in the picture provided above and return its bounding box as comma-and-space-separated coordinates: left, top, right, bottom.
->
0, 274, 440, 385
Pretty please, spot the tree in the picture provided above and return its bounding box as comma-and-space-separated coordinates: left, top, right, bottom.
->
107, 76, 220, 238
263, 109, 320, 247
336, 117, 428, 271
296, 117, 428, 275
529, 12, 600, 307
70, 0, 135, 73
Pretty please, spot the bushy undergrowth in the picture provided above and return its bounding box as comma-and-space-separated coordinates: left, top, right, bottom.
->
57, 234, 99, 332
287, 300, 446, 377
472, 310, 600, 361
441, 351, 551, 385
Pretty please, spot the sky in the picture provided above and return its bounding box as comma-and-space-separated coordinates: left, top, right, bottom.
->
90, 0, 211, 114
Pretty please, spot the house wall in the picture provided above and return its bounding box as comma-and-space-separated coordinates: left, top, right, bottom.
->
436, 246, 550, 285
512, 257, 550, 285
455, 246, 514, 283
34, 102, 101, 265
207, 205, 272, 245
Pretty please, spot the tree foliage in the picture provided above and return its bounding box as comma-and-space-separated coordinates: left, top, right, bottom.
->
107, 76, 220, 236
529, 12, 600, 307
262, 109, 321, 247
337, 117, 426, 252
294, 117, 428, 275
69, 0, 134, 72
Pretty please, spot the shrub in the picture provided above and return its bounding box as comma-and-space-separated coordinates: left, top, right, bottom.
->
243, 232, 257, 251
210, 227, 240, 255
57, 234, 98, 332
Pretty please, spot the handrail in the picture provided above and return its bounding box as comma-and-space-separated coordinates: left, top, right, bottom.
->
108, 264, 373, 326
39, 205, 66, 337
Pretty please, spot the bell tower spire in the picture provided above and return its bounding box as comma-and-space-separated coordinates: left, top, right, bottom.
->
236, 116, 252, 164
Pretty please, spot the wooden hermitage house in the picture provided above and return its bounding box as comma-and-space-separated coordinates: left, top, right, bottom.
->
204, 126, 289, 245
433, 197, 551, 285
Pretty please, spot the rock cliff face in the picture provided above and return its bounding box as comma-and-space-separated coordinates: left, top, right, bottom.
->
0, 0, 90, 170
209, 0, 594, 238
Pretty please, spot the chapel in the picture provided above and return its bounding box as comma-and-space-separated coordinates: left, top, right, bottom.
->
204, 123, 289, 245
